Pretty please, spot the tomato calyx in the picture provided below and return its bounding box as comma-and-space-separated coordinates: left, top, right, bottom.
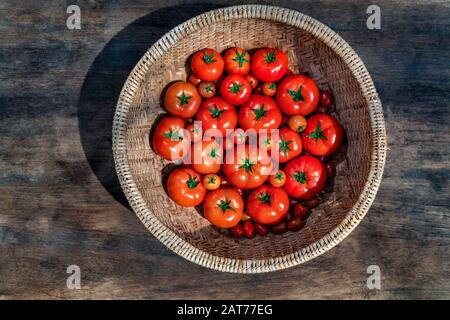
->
278, 134, 293, 154
177, 91, 192, 106
186, 174, 200, 189
207, 175, 217, 184
163, 128, 181, 140
229, 82, 245, 94
203, 50, 217, 64
307, 121, 327, 143
287, 85, 304, 102
296, 126, 305, 133
208, 104, 224, 119
217, 199, 235, 212
239, 157, 254, 174
269, 83, 276, 90
291, 171, 307, 184
256, 191, 272, 205
209, 148, 219, 158
253, 104, 268, 121
275, 172, 284, 181
205, 84, 214, 93
264, 50, 277, 63
232, 49, 250, 68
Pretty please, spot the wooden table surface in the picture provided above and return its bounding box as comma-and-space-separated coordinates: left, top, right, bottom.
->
1, 0, 449, 299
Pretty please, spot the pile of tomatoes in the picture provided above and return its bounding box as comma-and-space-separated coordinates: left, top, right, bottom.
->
152, 47, 344, 238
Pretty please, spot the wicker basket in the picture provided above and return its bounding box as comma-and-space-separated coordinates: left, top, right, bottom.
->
112, 5, 386, 273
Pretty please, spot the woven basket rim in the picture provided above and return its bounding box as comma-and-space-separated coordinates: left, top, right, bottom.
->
112, 4, 387, 273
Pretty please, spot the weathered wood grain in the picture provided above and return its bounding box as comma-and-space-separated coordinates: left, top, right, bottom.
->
0, 0, 449, 299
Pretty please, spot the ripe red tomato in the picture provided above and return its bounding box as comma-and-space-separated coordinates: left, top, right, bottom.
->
271, 128, 302, 163
243, 221, 255, 238
188, 74, 202, 86
254, 222, 269, 236
223, 47, 251, 76
230, 224, 245, 238
293, 203, 308, 219
283, 155, 327, 199
238, 95, 282, 131
220, 75, 251, 105
276, 75, 319, 116
195, 96, 237, 136
247, 185, 290, 225
302, 114, 344, 156
153, 117, 189, 161
245, 73, 259, 89
164, 81, 201, 119
251, 48, 288, 82
203, 188, 244, 228
262, 82, 276, 96
320, 90, 334, 108
223, 144, 273, 189
198, 81, 216, 98
191, 48, 224, 81
167, 168, 206, 207
191, 140, 223, 174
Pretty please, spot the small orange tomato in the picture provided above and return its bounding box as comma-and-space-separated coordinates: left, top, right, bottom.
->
288, 115, 307, 133
269, 169, 286, 188
245, 73, 259, 89
262, 82, 277, 96
203, 174, 221, 190
188, 74, 202, 86
186, 123, 202, 142
198, 81, 216, 98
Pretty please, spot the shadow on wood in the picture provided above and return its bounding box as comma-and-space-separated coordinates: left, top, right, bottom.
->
77, 3, 222, 210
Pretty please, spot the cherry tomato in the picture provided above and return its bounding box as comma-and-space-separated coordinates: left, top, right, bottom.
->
293, 203, 308, 219
314, 105, 328, 114
203, 188, 244, 228
262, 82, 276, 96
271, 128, 302, 163
271, 221, 288, 235
245, 73, 259, 89
223, 47, 251, 76
167, 168, 206, 207
241, 212, 252, 222
195, 96, 237, 136
230, 224, 245, 238
288, 115, 307, 133
164, 82, 201, 119
302, 114, 344, 156
203, 174, 221, 190
320, 90, 334, 108
188, 74, 202, 86
269, 169, 286, 188
186, 123, 202, 143
153, 117, 189, 161
325, 161, 336, 178
304, 197, 320, 209
247, 185, 290, 225
287, 216, 304, 231
254, 222, 269, 236
220, 75, 251, 105
191, 48, 224, 81
251, 48, 288, 82
243, 221, 255, 239
223, 144, 273, 189
238, 95, 282, 131
198, 81, 216, 98
191, 140, 223, 174
253, 84, 263, 95
283, 155, 327, 200
276, 75, 319, 116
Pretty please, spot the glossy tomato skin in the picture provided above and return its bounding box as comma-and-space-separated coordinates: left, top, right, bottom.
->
164, 82, 201, 119
220, 75, 251, 105
153, 117, 189, 161
191, 48, 224, 81
276, 75, 319, 116
195, 96, 237, 136
245, 74, 259, 89
203, 188, 244, 228
223, 144, 273, 189
167, 168, 206, 207
186, 123, 202, 142
262, 82, 276, 96
269, 169, 286, 188
271, 128, 303, 163
302, 114, 344, 156
247, 185, 290, 225
238, 95, 282, 131
191, 140, 223, 174
283, 155, 327, 200
223, 47, 251, 76
198, 81, 216, 98
251, 48, 288, 82
203, 174, 221, 190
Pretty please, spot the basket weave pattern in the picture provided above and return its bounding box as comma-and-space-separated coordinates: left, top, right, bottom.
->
112, 5, 386, 273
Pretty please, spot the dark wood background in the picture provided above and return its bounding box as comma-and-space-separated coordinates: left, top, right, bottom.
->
1, 0, 449, 299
